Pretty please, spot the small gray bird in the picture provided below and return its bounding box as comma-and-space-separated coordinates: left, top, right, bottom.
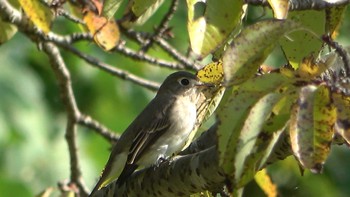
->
90, 71, 209, 195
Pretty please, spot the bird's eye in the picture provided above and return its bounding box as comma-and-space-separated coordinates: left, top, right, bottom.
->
180, 78, 190, 86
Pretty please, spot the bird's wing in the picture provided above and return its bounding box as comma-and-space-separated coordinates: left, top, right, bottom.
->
127, 115, 170, 164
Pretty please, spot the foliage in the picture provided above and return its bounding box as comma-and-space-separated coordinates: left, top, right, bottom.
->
1, 0, 350, 196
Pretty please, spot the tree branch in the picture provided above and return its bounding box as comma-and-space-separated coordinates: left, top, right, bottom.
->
245, 0, 350, 10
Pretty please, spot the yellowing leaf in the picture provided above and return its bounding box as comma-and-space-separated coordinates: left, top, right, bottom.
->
297, 55, 328, 79
187, 0, 243, 58
196, 60, 224, 85
332, 92, 350, 144
268, 0, 289, 19
84, 11, 120, 51
290, 85, 335, 172
255, 169, 278, 197
19, 0, 52, 34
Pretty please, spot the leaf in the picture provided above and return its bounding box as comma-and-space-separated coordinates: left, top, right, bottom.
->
197, 60, 224, 85
217, 73, 291, 177
223, 19, 299, 86
268, 0, 289, 19
102, 0, 123, 19
18, 0, 53, 34
255, 169, 278, 197
195, 60, 225, 130
234, 92, 282, 187
290, 85, 335, 173
83, 11, 120, 51
332, 92, 350, 144
296, 54, 328, 79
121, 0, 165, 28
326, 5, 347, 38
187, 0, 243, 58
279, 10, 325, 69
0, 20, 17, 45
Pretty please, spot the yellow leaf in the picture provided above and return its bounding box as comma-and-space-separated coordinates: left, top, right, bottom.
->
196, 60, 224, 85
255, 169, 278, 197
19, 0, 52, 34
84, 11, 120, 51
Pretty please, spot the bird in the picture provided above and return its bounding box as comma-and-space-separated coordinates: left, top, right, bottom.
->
90, 71, 210, 196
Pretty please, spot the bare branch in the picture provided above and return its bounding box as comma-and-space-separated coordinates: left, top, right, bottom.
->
42, 42, 89, 196
59, 43, 161, 91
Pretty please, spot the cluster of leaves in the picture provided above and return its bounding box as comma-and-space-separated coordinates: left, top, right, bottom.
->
1, 0, 350, 197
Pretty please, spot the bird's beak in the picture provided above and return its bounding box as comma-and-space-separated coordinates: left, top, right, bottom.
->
195, 80, 215, 88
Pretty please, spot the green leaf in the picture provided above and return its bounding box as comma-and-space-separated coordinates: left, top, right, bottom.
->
121, 0, 165, 28
325, 4, 347, 38
290, 85, 335, 172
217, 73, 291, 177
102, 0, 123, 19
234, 92, 282, 187
223, 19, 299, 86
279, 10, 325, 69
0, 20, 17, 45
187, 0, 243, 58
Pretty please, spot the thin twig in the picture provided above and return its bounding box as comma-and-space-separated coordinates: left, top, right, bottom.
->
78, 114, 120, 142
141, 0, 179, 52
59, 43, 160, 91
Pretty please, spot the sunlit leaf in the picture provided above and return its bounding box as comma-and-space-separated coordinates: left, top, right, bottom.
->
268, 0, 289, 19
296, 54, 328, 79
234, 92, 282, 187
121, 0, 165, 28
102, 0, 123, 19
18, 0, 53, 34
197, 60, 224, 85
290, 85, 335, 172
223, 19, 299, 86
279, 10, 325, 69
187, 0, 243, 58
83, 11, 120, 51
255, 169, 278, 197
332, 92, 350, 144
217, 73, 291, 176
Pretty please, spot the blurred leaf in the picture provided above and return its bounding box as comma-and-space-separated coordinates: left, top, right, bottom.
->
255, 169, 278, 197
18, 0, 53, 34
223, 19, 299, 86
102, 0, 123, 19
121, 0, 165, 28
0, 20, 17, 45
187, 0, 243, 58
268, 0, 289, 19
35, 187, 54, 197
279, 10, 325, 69
326, 5, 347, 38
333, 92, 350, 145
83, 11, 120, 51
290, 85, 335, 172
